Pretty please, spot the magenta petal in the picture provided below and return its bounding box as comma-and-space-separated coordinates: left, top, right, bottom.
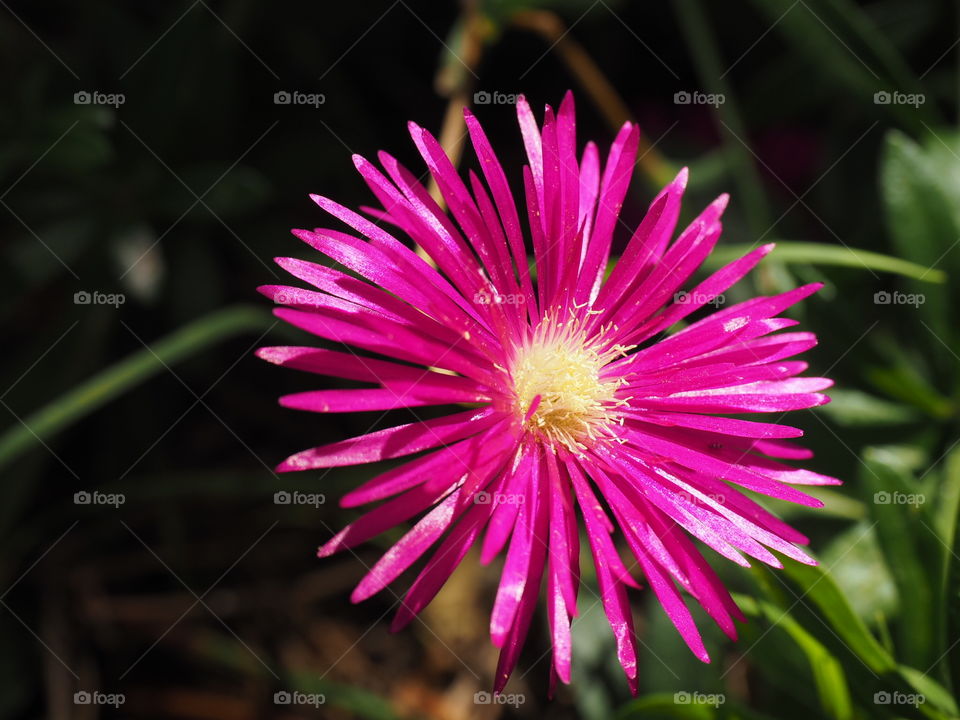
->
342, 430, 495, 508
545, 452, 579, 615
632, 535, 710, 662
576, 122, 641, 306
463, 109, 536, 318
480, 447, 533, 564
547, 565, 574, 684
260, 92, 836, 694
632, 411, 804, 439
492, 464, 549, 693
568, 460, 639, 686
389, 445, 519, 630
279, 388, 469, 413
350, 488, 464, 602
593, 167, 686, 314
490, 447, 541, 647
277, 408, 500, 471
390, 499, 495, 631
634, 243, 776, 342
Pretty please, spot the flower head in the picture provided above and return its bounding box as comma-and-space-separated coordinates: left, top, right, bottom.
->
258, 92, 836, 694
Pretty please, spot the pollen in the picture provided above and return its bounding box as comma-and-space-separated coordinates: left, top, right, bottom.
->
509, 311, 627, 451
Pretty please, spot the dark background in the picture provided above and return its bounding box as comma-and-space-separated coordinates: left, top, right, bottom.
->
1, 1, 959, 718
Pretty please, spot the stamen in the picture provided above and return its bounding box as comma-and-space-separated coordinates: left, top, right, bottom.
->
508, 308, 628, 452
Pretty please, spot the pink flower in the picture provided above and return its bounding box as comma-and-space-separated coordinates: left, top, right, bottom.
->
257, 92, 836, 694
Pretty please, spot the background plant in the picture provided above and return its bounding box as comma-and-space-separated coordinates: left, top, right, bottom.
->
1, 1, 958, 718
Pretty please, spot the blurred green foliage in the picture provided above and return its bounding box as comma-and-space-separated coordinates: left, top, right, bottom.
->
2, 0, 960, 718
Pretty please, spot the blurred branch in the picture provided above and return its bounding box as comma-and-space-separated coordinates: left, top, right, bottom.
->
430, 1, 486, 204
415, 2, 486, 265
511, 9, 675, 188
674, 0, 772, 235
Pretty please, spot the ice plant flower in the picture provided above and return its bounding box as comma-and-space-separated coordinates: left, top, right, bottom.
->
257, 92, 836, 693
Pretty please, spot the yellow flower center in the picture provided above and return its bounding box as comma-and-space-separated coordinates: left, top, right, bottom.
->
509, 312, 627, 452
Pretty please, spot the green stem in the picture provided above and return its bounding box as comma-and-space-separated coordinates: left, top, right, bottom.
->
0, 306, 271, 471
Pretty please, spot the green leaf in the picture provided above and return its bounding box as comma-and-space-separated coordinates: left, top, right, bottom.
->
762, 487, 866, 522
931, 446, 960, 689
882, 131, 953, 261
881, 130, 955, 337
897, 666, 959, 718
861, 446, 936, 668
744, 0, 934, 130
615, 692, 717, 719
881, 126, 960, 256
704, 241, 946, 283
778, 558, 896, 675
757, 559, 956, 717
735, 594, 853, 720
817, 389, 918, 427
820, 521, 897, 623
865, 363, 954, 419
934, 446, 960, 554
